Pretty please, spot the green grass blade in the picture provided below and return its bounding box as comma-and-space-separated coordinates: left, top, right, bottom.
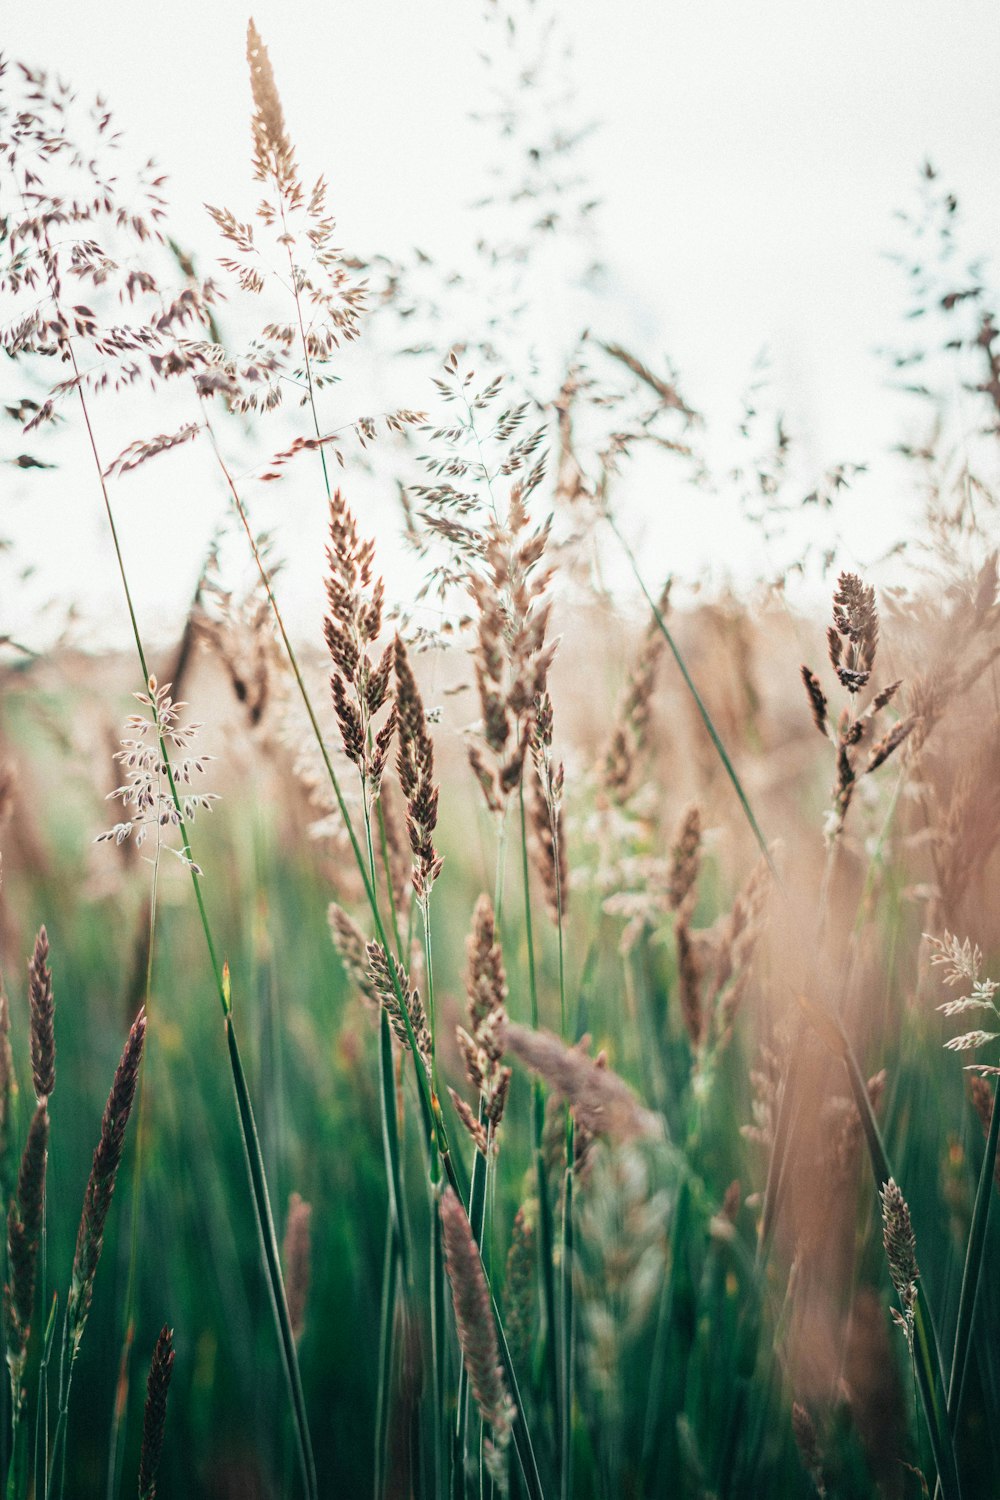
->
947, 1076, 1000, 1429
608, 515, 778, 882
225, 1018, 318, 1500
374, 1222, 399, 1500
800, 996, 961, 1499
559, 1136, 574, 1500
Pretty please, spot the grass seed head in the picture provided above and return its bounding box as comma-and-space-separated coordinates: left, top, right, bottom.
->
138, 1325, 175, 1500
27, 925, 55, 1102
69, 1008, 146, 1355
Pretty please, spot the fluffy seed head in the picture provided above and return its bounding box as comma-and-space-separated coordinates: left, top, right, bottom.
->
439, 1187, 515, 1450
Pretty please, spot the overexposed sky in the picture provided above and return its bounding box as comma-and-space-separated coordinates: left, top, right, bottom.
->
3, 1, 1000, 649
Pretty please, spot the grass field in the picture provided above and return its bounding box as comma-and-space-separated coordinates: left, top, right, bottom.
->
2, 13, 1000, 1500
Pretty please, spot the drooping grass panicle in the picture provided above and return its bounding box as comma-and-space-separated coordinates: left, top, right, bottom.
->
440, 1187, 516, 1461
27, 923, 55, 1101
4, 1101, 49, 1381
283, 1192, 313, 1344
68, 1008, 147, 1355
138, 1325, 175, 1500
393, 635, 443, 902
504, 1022, 661, 1142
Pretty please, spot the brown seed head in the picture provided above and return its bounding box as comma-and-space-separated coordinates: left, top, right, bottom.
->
28, 925, 55, 1101
138, 1325, 175, 1500
366, 942, 432, 1077
504, 1022, 660, 1142
439, 1188, 515, 1447
69, 1009, 146, 1352
4, 1102, 49, 1368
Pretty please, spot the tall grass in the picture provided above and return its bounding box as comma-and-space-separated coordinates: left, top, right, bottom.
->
2, 14, 1000, 1500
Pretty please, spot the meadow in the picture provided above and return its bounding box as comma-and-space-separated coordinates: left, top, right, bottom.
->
2, 13, 1000, 1500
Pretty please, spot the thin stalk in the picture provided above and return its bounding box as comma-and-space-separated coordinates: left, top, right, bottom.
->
800, 996, 961, 1500
607, 513, 777, 882
66, 362, 318, 1500
946, 1075, 1000, 1431
104, 792, 164, 1500
518, 789, 559, 1468
431, 1172, 447, 1500
206, 395, 545, 1500
226, 1021, 317, 1498
559, 1122, 574, 1500
374, 1222, 400, 1500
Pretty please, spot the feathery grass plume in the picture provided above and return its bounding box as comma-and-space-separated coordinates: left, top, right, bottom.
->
601, 582, 670, 803
968, 1077, 1000, 1191
0, 984, 15, 1203
879, 1177, 919, 1348
324, 489, 396, 806
801, 573, 913, 840
503, 1203, 536, 1377
138, 1325, 174, 1500
450, 895, 512, 1154
328, 904, 381, 1016
466, 487, 557, 816
925, 931, 1000, 1061
366, 942, 432, 1078
96, 679, 218, 875
27, 924, 55, 1101
791, 1402, 827, 1498
393, 636, 443, 901
68, 1009, 146, 1356
439, 1186, 515, 1482
505, 1022, 661, 1142
283, 1192, 312, 1343
529, 691, 567, 924
247, 20, 299, 197
4, 1102, 49, 1396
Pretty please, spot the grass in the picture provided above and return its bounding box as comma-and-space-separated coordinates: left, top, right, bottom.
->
2, 13, 1000, 1500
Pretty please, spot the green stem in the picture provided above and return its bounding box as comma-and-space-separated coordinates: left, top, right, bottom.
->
946, 1075, 1000, 1431
607, 513, 777, 881
67, 366, 317, 1500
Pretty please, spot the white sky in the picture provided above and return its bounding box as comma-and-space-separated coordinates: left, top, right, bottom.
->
4, 1, 1000, 650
